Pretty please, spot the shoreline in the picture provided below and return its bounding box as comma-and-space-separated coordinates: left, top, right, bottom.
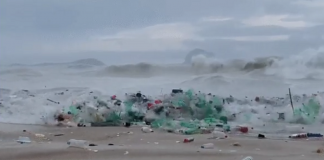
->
0, 123, 323, 160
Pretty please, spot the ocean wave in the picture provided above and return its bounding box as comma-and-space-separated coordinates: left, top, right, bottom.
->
0, 68, 43, 77
92, 51, 323, 80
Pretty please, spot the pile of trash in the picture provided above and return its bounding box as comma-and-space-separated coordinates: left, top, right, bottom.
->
52, 88, 324, 134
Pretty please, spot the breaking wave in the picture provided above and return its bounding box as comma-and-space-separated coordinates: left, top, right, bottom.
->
94, 50, 324, 80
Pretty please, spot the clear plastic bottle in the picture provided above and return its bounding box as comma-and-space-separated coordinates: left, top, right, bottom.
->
67, 139, 89, 148
201, 143, 214, 149
242, 156, 253, 160
141, 126, 153, 133
17, 136, 31, 144
212, 130, 227, 139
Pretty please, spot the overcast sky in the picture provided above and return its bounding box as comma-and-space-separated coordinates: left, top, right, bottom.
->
1, 0, 324, 64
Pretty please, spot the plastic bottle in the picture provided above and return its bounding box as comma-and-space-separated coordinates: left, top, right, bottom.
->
212, 130, 227, 139
67, 139, 89, 148
201, 143, 214, 149
141, 126, 153, 133
289, 133, 307, 139
242, 156, 253, 160
307, 133, 323, 138
183, 137, 194, 143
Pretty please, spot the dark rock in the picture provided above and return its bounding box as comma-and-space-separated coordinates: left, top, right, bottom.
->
258, 134, 266, 139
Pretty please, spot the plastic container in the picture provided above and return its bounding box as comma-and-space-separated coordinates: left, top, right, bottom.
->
67, 139, 89, 148
212, 130, 227, 139
201, 143, 214, 149
242, 156, 253, 160
141, 126, 153, 133
17, 136, 31, 144
183, 137, 194, 143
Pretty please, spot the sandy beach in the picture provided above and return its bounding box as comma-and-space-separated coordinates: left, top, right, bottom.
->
0, 123, 323, 160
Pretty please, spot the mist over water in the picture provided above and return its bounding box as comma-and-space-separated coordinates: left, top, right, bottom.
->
0, 49, 324, 127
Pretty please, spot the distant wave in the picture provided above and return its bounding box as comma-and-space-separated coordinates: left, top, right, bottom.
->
92, 50, 323, 80
2, 50, 324, 81
0, 68, 43, 77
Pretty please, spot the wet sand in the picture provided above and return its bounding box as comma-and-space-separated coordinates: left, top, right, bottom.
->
0, 123, 323, 160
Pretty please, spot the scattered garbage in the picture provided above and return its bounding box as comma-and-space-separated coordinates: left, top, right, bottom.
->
201, 143, 214, 149
67, 139, 89, 149
44, 88, 322, 137
8, 88, 324, 142
17, 136, 31, 144
9, 85, 324, 139
2, 87, 324, 159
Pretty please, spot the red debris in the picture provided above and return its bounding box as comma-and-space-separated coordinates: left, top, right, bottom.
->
154, 100, 162, 104
147, 103, 154, 110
